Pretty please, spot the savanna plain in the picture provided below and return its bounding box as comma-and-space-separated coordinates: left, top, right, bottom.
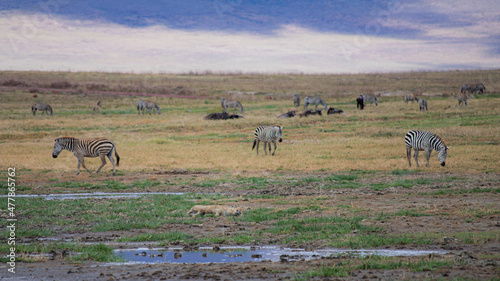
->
0, 70, 499, 280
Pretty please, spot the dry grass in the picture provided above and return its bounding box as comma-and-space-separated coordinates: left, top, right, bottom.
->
0, 70, 499, 175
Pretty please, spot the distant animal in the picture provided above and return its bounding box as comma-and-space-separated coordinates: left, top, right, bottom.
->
298, 110, 322, 117
293, 94, 301, 107
277, 111, 296, 118
458, 93, 468, 107
137, 99, 161, 115
363, 95, 378, 106
221, 98, 243, 113
187, 205, 242, 217
327, 107, 347, 116
473, 83, 486, 94
204, 112, 244, 120
356, 95, 364, 110
461, 83, 486, 95
404, 94, 419, 103
52, 137, 120, 176
303, 97, 327, 111
419, 98, 428, 112
93, 101, 101, 115
405, 130, 448, 167
252, 125, 283, 156
31, 102, 53, 116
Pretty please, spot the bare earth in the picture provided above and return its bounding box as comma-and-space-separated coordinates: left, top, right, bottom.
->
3, 170, 499, 280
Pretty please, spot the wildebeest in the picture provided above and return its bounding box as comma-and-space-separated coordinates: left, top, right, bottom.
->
204, 112, 244, 120
356, 95, 364, 110
404, 94, 419, 103
298, 110, 322, 117
327, 107, 347, 116
293, 94, 300, 107
419, 98, 428, 112
277, 111, 296, 118
461, 83, 486, 95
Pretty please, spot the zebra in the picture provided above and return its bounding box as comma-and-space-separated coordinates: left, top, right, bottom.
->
304, 97, 327, 111
221, 98, 243, 113
458, 93, 468, 107
52, 137, 120, 176
461, 83, 486, 95
252, 126, 283, 156
419, 98, 428, 112
93, 101, 101, 115
137, 99, 161, 115
461, 84, 471, 94
31, 103, 53, 116
293, 94, 300, 107
363, 94, 378, 106
356, 95, 364, 110
404, 94, 419, 103
405, 130, 448, 167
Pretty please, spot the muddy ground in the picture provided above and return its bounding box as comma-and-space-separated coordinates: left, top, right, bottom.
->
2, 171, 499, 280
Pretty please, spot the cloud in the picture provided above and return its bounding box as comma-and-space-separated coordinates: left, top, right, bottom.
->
0, 11, 499, 74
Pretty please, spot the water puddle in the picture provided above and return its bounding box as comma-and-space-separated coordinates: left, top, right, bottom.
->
0, 192, 184, 200
114, 246, 447, 264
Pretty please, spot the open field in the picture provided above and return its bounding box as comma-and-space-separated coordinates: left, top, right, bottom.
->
0, 70, 499, 280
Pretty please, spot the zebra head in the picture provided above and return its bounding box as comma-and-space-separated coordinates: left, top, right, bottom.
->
438, 146, 449, 166
156, 105, 161, 115
276, 126, 283, 142
52, 139, 64, 158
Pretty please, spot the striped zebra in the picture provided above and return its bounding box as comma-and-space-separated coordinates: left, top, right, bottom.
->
93, 101, 101, 115
404, 94, 419, 103
461, 83, 486, 95
419, 98, 428, 112
304, 97, 327, 111
458, 93, 468, 107
31, 103, 53, 116
221, 98, 243, 113
252, 126, 283, 156
137, 99, 161, 115
405, 130, 448, 167
52, 137, 120, 175
293, 94, 301, 107
363, 94, 378, 106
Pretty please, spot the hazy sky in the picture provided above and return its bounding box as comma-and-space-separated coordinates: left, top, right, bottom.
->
1, 0, 499, 73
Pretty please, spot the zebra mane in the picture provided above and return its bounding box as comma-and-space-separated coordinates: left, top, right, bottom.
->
434, 133, 447, 147
56, 137, 77, 142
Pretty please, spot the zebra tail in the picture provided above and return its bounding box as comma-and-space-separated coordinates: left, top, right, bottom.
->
115, 148, 120, 167
252, 139, 257, 150
48, 105, 53, 116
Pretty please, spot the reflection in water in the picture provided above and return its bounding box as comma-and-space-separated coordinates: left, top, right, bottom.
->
114, 246, 447, 264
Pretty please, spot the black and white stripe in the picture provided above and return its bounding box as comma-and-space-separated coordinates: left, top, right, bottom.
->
137, 99, 161, 115
405, 130, 448, 167
304, 97, 327, 111
419, 98, 428, 112
363, 95, 378, 106
221, 98, 243, 113
52, 137, 120, 175
252, 126, 283, 156
31, 103, 53, 116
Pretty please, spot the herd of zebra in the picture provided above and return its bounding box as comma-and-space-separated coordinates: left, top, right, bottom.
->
40, 82, 488, 174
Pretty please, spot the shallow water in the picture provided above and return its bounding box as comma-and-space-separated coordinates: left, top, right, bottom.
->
0, 192, 184, 200
114, 246, 448, 264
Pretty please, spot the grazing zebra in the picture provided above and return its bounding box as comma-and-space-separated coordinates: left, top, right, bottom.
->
405, 130, 448, 167
458, 93, 468, 107
252, 125, 283, 156
137, 99, 161, 115
419, 98, 428, 112
221, 98, 243, 113
52, 137, 120, 176
31, 103, 53, 116
404, 94, 419, 103
304, 97, 327, 111
461, 83, 486, 95
93, 101, 101, 115
472, 83, 486, 94
356, 95, 364, 110
363, 95, 378, 106
461, 84, 471, 94
293, 94, 301, 107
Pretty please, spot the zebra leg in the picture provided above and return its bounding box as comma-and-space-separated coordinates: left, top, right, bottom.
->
263, 141, 268, 156
413, 150, 420, 167
107, 150, 117, 176
271, 141, 277, 156
268, 142, 272, 153
406, 146, 412, 167
425, 148, 432, 167
95, 154, 107, 175
255, 139, 260, 155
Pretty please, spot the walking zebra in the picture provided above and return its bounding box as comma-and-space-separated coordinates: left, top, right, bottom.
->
221, 98, 243, 113
31, 103, 53, 116
52, 137, 120, 176
458, 93, 468, 107
404, 94, 419, 103
252, 126, 283, 156
137, 99, 161, 115
363, 95, 378, 106
419, 98, 428, 112
93, 101, 101, 115
293, 94, 301, 107
356, 95, 364, 110
405, 130, 448, 167
304, 97, 327, 111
